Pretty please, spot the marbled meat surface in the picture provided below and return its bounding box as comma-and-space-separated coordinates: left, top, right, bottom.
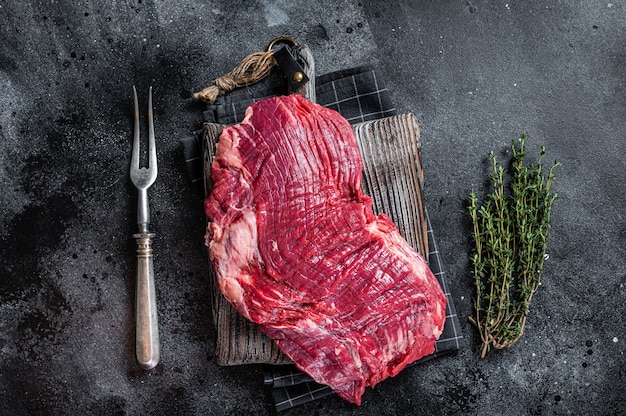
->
204, 94, 446, 405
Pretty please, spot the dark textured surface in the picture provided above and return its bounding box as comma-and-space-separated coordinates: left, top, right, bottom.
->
1, 1, 624, 415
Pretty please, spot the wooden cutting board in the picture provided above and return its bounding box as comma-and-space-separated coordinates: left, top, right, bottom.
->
202, 112, 427, 365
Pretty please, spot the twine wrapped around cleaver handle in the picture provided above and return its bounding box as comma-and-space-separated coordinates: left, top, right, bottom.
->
193, 36, 312, 104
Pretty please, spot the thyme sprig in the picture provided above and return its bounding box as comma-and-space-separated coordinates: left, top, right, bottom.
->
468, 135, 561, 358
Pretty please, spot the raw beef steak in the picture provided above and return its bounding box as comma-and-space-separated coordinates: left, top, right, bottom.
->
204, 94, 446, 405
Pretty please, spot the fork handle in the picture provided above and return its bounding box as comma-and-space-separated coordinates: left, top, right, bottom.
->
134, 232, 160, 369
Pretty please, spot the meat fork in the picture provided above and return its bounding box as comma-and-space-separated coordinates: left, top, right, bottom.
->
130, 86, 160, 370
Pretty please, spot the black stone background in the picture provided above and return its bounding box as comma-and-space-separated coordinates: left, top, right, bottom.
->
1, 1, 625, 415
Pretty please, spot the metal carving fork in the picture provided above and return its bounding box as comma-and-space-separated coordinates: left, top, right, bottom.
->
130, 86, 160, 370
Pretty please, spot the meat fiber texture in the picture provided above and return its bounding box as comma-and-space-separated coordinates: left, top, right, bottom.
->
204, 94, 446, 405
